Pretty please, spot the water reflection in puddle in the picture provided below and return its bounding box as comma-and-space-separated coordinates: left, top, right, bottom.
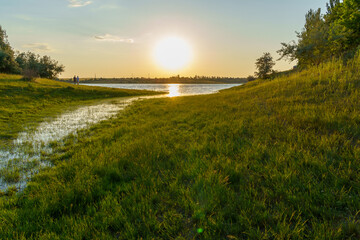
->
0, 95, 165, 191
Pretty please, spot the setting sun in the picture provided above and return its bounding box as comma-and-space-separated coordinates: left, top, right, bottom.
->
153, 36, 193, 71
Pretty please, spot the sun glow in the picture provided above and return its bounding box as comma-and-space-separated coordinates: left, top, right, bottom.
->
153, 36, 193, 71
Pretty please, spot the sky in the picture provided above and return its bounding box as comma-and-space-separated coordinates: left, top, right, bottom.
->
0, 0, 329, 78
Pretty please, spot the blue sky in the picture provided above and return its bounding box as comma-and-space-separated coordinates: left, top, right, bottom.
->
0, 0, 329, 78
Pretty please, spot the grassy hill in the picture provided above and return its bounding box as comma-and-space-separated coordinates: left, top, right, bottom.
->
1, 54, 360, 239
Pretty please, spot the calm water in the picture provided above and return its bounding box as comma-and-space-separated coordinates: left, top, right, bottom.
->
82, 83, 242, 97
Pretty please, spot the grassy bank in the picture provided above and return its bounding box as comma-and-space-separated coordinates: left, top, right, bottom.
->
0, 74, 158, 144
1, 54, 360, 239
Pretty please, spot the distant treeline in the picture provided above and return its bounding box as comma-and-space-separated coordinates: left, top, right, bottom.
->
65, 75, 247, 84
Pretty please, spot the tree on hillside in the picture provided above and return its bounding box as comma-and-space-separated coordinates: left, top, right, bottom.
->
16, 51, 64, 79
278, 0, 360, 69
255, 52, 275, 79
330, 0, 360, 51
0, 25, 64, 79
0, 25, 19, 73
278, 9, 329, 68
39, 55, 65, 79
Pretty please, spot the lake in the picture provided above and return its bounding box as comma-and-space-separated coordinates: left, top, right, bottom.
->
81, 83, 242, 97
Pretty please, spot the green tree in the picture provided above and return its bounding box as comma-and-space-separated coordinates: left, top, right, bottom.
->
278, 0, 360, 68
0, 25, 19, 73
38, 55, 64, 79
255, 52, 275, 79
325, 0, 359, 57
278, 9, 329, 68
16, 51, 64, 79
328, 0, 360, 52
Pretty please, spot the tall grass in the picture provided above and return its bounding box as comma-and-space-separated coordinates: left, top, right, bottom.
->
0, 54, 360, 239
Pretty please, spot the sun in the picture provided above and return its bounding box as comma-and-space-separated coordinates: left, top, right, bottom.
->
153, 36, 193, 71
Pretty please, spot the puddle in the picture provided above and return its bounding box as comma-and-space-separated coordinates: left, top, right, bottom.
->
0, 95, 166, 191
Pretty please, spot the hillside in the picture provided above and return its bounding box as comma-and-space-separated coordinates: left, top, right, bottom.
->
1, 54, 360, 238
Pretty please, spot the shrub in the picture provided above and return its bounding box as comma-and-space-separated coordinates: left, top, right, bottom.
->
22, 68, 39, 81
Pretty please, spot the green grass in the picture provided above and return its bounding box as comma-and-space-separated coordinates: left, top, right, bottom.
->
0, 74, 159, 144
0, 167, 20, 183
1, 54, 360, 239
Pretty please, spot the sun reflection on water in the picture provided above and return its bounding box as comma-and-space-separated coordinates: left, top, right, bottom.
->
168, 84, 180, 97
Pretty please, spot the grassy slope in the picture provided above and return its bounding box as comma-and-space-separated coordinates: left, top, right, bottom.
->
0, 74, 158, 143
1, 55, 360, 239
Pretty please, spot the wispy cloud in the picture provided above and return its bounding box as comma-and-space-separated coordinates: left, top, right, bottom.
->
22, 43, 54, 52
68, 0, 92, 8
94, 34, 134, 43
14, 14, 33, 21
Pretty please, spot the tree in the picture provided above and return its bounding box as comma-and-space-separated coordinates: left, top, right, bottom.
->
38, 55, 64, 79
255, 52, 275, 79
328, 0, 360, 52
0, 25, 19, 73
278, 0, 360, 68
1, 25, 64, 78
278, 9, 330, 68
15, 51, 64, 79
247, 75, 256, 81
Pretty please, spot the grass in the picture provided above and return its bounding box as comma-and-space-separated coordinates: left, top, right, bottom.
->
0, 53, 360, 239
0, 167, 20, 183
0, 158, 41, 185
0, 74, 160, 144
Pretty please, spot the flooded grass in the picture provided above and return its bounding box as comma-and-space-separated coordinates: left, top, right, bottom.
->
0, 74, 162, 191
0, 74, 159, 143
0, 95, 166, 191
1, 167, 20, 183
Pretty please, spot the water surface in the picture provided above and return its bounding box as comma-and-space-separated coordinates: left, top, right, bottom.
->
82, 83, 242, 97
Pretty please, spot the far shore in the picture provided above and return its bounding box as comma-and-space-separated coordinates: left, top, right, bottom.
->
59, 77, 248, 84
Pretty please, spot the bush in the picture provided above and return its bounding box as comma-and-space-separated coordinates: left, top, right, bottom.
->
22, 68, 39, 81
247, 75, 256, 81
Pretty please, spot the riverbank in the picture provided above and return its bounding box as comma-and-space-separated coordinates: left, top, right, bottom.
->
0, 74, 160, 144
1, 54, 360, 238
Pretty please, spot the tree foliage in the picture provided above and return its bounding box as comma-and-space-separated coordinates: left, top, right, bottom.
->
278, 0, 360, 68
255, 52, 275, 79
16, 52, 64, 79
0, 26, 19, 73
0, 25, 64, 79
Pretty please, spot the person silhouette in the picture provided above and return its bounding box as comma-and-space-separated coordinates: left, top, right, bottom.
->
73, 75, 76, 84
77, 76, 79, 85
